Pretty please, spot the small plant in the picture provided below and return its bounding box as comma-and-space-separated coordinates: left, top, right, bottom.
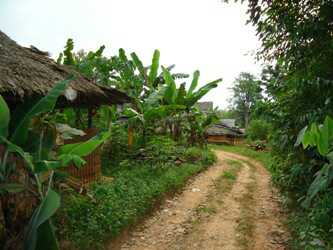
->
184, 147, 202, 162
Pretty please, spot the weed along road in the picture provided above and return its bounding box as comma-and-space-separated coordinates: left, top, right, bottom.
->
111, 150, 289, 250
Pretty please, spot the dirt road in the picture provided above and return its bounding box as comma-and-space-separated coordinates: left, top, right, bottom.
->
110, 150, 289, 250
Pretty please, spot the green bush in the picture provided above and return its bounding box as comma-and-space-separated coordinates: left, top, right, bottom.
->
246, 119, 271, 141
184, 147, 202, 162
101, 124, 129, 174
139, 136, 185, 166
184, 147, 217, 166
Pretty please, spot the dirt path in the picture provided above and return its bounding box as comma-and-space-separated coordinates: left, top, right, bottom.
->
110, 150, 289, 250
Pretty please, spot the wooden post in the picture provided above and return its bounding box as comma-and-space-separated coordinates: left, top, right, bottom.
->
88, 108, 93, 128
128, 125, 133, 150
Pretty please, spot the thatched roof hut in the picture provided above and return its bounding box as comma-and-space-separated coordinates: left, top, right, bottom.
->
0, 30, 130, 108
206, 119, 244, 145
206, 119, 244, 137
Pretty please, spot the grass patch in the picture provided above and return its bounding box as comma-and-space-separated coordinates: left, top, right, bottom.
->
210, 144, 271, 167
214, 159, 243, 193
235, 162, 257, 250
196, 205, 217, 215
190, 159, 243, 229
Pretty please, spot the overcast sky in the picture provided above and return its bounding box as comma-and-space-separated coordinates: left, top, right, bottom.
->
0, 0, 261, 109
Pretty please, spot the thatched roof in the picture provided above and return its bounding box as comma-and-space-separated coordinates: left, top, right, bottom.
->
197, 102, 213, 113
0, 30, 130, 108
220, 119, 236, 128
206, 122, 244, 137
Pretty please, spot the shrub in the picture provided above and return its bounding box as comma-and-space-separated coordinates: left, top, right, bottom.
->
184, 147, 202, 162
139, 136, 185, 166
101, 124, 129, 174
246, 119, 271, 141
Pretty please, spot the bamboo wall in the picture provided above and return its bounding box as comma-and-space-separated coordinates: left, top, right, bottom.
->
63, 128, 102, 185
207, 135, 244, 145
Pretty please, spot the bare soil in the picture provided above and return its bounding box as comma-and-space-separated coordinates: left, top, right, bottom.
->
109, 150, 289, 250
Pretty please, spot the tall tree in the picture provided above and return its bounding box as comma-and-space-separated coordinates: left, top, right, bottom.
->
230, 72, 262, 128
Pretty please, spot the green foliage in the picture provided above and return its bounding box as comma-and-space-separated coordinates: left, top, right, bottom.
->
148, 50, 160, 87
246, 119, 271, 141
137, 136, 184, 166
58, 131, 111, 167
188, 70, 200, 95
101, 123, 129, 173
25, 189, 61, 250
296, 116, 333, 207
0, 95, 10, 137
184, 147, 203, 163
62, 38, 75, 66
298, 116, 333, 156
223, 1, 333, 248
10, 77, 72, 146
0, 80, 111, 250
58, 146, 216, 249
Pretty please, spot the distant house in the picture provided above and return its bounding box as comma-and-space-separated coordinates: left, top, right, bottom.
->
197, 101, 213, 113
206, 119, 244, 145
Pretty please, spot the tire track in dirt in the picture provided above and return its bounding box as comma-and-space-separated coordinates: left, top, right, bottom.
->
170, 157, 252, 250
221, 151, 289, 250
111, 150, 289, 250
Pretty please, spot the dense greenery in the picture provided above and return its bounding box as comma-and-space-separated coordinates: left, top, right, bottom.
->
246, 119, 271, 142
224, 0, 333, 248
58, 140, 216, 249
0, 80, 111, 250
0, 36, 221, 249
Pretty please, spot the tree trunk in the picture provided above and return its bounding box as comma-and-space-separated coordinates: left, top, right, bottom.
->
244, 107, 250, 129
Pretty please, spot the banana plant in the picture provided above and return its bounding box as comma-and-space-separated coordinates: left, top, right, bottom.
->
0, 79, 111, 250
161, 68, 222, 109
187, 107, 220, 145
296, 116, 333, 207
151, 67, 221, 140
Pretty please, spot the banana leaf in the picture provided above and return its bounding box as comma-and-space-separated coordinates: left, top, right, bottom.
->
144, 105, 186, 121
148, 50, 160, 87
11, 78, 72, 146
0, 136, 34, 171
0, 95, 10, 138
188, 70, 200, 95
162, 67, 177, 104
58, 131, 111, 158
24, 189, 61, 250
185, 79, 221, 107
175, 83, 186, 105
131, 52, 146, 80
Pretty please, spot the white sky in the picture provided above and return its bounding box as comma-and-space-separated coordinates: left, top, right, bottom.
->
0, 0, 261, 109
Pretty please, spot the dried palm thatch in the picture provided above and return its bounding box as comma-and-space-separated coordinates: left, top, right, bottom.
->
0, 30, 130, 107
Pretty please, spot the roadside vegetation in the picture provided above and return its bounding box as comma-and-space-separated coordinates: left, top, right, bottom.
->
58, 138, 216, 249
222, 1, 333, 248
